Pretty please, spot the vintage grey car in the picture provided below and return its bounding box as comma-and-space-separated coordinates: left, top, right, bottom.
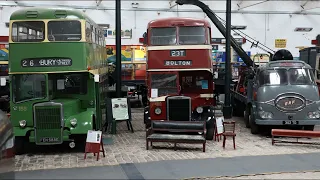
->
244, 60, 320, 134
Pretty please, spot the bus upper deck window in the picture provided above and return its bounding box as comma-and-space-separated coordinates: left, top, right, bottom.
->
48, 20, 81, 41
179, 26, 206, 45
11, 21, 45, 42
150, 27, 176, 46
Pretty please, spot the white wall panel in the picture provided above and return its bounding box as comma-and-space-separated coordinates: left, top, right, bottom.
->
0, 0, 320, 56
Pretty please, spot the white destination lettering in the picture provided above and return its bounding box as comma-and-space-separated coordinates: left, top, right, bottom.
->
164, 60, 192, 66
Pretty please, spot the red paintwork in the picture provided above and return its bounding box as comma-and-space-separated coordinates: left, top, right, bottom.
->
0, 36, 9, 42
147, 49, 212, 70
148, 17, 210, 28
145, 17, 215, 121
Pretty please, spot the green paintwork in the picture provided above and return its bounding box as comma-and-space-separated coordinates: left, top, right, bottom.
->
10, 43, 87, 73
9, 7, 108, 148
10, 7, 92, 21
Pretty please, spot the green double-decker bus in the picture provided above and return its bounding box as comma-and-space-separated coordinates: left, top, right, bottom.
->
9, 7, 109, 154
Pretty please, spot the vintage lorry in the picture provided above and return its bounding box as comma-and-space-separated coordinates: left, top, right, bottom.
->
176, 0, 320, 134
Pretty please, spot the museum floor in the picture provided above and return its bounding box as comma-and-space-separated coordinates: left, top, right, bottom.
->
12, 108, 320, 179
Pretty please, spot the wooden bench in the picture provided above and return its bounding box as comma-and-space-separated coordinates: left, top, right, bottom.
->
271, 129, 320, 145
146, 121, 206, 152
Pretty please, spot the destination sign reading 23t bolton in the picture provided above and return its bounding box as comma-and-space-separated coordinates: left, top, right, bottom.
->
21, 57, 72, 67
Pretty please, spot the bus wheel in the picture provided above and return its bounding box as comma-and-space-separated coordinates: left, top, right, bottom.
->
14, 137, 26, 155
206, 127, 214, 140
74, 135, 86, 152
232, 99, 244, 117
249, 109, 259, 134
244, 106, 251, 128
304, 125, 315, 131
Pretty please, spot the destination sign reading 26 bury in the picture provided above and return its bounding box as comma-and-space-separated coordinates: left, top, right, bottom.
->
21, 57, 72, 67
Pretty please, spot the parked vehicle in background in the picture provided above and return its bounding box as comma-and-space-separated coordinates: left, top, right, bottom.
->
0, 87, 15, 179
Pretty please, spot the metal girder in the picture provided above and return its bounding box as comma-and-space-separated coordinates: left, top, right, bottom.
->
238, 0, 269, 11
169, 0, 177, 9
301, 6, 320, 11
2, 3, 320, 15
300, 0, 310, 9
96, 0, 102, 7
236, 0, 244, 8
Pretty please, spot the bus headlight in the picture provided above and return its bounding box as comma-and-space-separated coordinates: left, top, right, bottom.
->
19, 120, 26, 127
154, 107, 162, 115
196, 107, 203, 113
70, 118, 77, 126
308, 111, 320, 119
258, 111, 273, 119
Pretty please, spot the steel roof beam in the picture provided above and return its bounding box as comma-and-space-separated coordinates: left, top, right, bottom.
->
237, 0, 269, 11
300, 0, 310, 9
96, 0, 102, 7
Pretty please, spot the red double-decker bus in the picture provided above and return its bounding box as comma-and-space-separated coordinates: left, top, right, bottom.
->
142, 17, 215, 140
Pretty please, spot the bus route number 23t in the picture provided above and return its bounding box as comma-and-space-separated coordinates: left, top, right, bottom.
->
170, 50, 186, 57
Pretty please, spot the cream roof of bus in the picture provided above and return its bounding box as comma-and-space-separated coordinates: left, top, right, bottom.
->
147, 17, 211, 28
10, 7, 97, 26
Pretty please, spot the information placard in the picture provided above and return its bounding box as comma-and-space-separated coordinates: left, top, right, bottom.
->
111, 98, 129, 120
215, 116, 224, 135
84, 130, 105, 161
86, 130, 102, 143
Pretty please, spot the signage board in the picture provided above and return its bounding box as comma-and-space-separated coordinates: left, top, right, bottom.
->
170, 49, 186, 57
21, 58, 72, 67
111, 98, 129, 120
275, 39, 287, 48
164, 60, 192, 66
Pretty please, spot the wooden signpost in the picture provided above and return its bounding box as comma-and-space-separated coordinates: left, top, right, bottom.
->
84, 130, 105, 161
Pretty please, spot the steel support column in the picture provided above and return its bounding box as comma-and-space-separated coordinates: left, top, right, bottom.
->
115, 0, 122, 97
223, 0, 233, 119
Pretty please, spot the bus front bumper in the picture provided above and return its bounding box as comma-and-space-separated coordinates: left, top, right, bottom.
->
255, 119, 320, 126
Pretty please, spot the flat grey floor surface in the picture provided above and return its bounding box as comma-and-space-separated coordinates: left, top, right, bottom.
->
11, 152, 320, 179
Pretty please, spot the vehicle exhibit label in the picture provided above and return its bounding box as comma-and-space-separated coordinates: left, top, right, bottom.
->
21, 57, 72, 67
164, 60, 192, 66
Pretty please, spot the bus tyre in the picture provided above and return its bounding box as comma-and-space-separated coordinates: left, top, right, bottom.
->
206, 127, 214, 140
232, 99, 244, 117
249, 112, 259, 134
14, 137, 25, 155
244, 107, 250, 128
304, 125, 315, 131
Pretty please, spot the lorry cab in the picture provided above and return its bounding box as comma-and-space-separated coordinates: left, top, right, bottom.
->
247, 60, 320, 133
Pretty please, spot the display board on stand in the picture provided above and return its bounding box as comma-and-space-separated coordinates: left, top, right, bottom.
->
214, 116, 224, 141
84, 130, 105, 161
105, 97, 134, 134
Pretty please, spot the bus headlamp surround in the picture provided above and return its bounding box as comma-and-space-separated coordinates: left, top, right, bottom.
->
70, 118, 77, 126
19, 120, 26, 127
196, 107, 203, 113
154, 107, 162, 115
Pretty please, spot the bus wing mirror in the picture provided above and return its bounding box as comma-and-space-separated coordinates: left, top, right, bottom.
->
0, 78, 6, 86
143, 32, 147, 45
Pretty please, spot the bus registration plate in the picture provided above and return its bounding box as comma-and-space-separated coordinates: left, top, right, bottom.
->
282, 120, 298, 125
21, 58, 72, 67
